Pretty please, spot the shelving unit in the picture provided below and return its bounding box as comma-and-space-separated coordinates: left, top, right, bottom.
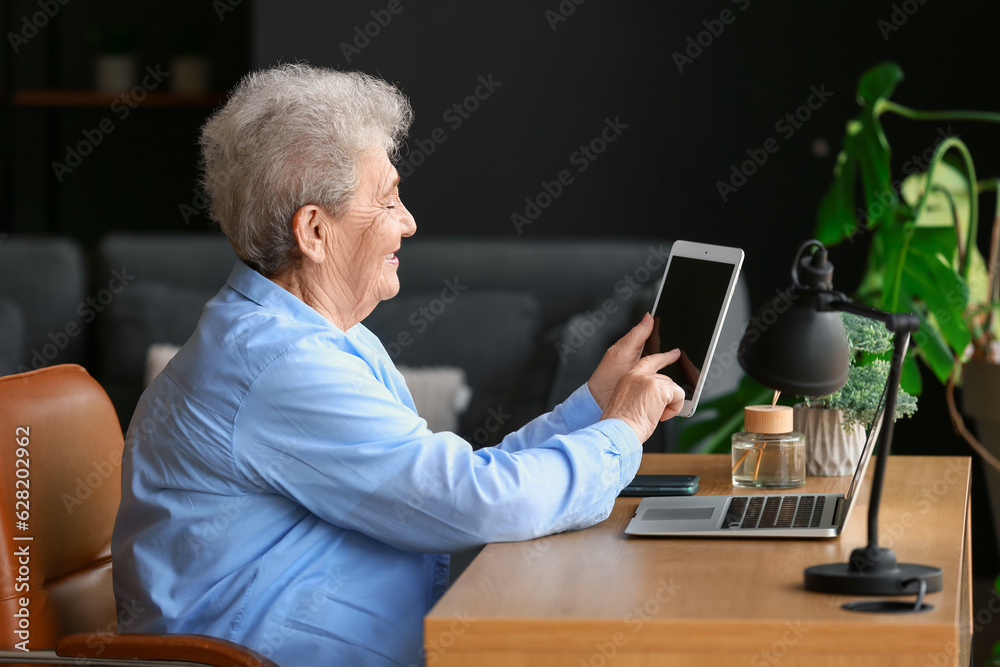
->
0, 0, 248, 239
10, 91, 225, 107
2, 89, 226, 236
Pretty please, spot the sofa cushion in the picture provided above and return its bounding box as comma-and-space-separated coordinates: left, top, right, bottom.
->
100, 283, 217, 427
544, 285, 660, 409
0, 298, 24, 377
395, 239, 671, 333
97, 234, 235, 291
363, 291, 540, 442
145, 343, 182, 387
0, 237, 87, 372
95, 234, 236, 426
506, 272, 751, 452
395, 365, 472, 434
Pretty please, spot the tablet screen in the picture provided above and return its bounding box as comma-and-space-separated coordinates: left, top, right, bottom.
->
643, 255, 737, 400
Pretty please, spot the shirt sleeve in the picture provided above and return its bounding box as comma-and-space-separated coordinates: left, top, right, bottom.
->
492, 383, 605, 454
232, 349, 641, 553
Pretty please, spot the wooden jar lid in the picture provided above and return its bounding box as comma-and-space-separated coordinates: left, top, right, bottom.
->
744, 405, 793, 434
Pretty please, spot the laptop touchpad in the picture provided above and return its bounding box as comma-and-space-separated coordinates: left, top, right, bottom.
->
643, 507, 715, 521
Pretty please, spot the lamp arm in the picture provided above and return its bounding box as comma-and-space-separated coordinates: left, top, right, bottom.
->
858, 330, 911, 549
825, 296, 921, 334
826, 296, 919, 554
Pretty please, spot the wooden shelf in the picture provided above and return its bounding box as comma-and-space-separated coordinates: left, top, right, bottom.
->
8, 90, 225, 108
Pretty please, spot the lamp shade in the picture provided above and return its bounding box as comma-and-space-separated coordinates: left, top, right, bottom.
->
738, 288, 849, 397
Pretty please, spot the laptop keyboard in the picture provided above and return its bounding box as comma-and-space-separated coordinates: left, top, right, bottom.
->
722, 495, 826, 529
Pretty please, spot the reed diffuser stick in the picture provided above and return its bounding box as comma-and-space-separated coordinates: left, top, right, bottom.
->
753, 391, 780, 481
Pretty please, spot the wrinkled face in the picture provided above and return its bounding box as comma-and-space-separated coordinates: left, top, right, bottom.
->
331, 151, 416, 308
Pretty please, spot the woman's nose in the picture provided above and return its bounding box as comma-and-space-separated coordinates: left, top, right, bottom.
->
400, 207, 416, 236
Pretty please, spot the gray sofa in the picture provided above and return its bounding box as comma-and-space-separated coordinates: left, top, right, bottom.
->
0, 237, 88, 377
0, 233, 751, 450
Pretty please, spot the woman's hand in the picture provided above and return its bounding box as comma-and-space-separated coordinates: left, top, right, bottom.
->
587, 313, 658, 410
600, 351, 685, 442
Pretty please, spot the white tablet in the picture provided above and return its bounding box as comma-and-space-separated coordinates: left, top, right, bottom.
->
643, 240, 744, 418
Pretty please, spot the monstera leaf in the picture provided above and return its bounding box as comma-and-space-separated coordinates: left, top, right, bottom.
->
901, 161, 992, 319
816, 63, 905, 246
689, 62, 1000, 454
815, 62, 1000, 390
901, 161, 971, 230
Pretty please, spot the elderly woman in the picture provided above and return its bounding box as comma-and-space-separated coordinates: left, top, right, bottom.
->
112, 64, 683, 667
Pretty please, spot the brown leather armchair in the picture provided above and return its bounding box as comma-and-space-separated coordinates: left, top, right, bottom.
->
0, 365, 278, 667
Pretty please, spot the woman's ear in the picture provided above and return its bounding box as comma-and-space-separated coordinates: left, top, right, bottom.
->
290, 205, 329, 264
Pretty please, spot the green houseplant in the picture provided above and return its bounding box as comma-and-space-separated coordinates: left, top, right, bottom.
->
813, 61, 1000, 467
811, 58, 1000, 666
683, 62, 1000, 465
815, 62, 1000, 389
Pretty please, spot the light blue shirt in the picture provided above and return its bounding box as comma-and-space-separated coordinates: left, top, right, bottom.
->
112, 260, 642, 667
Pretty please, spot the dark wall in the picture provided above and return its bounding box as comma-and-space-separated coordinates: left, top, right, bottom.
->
253, 0, 1000, 314
251, 0, 1000, 568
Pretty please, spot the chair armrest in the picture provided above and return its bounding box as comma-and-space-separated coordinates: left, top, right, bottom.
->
56, 633, 280, 667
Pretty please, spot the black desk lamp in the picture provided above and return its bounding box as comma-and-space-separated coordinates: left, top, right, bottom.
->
738, 240, 942, 603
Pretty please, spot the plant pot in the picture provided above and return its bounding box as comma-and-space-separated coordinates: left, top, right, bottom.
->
961, 359, 1000, 550
792, 405, 866, 476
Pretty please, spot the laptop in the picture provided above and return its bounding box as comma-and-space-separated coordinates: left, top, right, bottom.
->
625, 395, 885, 538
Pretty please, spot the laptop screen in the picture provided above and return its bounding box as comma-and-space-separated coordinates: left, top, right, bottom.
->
841, 350, 893, 504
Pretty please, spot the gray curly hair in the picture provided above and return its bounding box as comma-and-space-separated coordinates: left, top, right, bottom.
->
199, 64, 413, 276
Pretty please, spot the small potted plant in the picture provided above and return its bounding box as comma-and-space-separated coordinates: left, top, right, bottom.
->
793, 312, 918, 475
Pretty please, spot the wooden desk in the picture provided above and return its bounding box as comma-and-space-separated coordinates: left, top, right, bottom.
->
426, 454, 972, 666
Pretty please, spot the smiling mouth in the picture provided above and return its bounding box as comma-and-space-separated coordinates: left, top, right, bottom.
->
385, 249, 400, 263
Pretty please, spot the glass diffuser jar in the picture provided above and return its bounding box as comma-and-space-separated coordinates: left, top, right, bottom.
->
731, 405, 805, 489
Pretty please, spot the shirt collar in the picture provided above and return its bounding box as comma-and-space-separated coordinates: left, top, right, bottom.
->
225, 259, 339, 331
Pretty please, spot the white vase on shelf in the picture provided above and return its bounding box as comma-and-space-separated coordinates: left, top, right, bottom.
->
170, 55, 211, 95
94, 53, 137, 94
792, 405, 866, 476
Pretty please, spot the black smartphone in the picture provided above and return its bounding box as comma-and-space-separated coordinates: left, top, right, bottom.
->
618, 474, 699, 497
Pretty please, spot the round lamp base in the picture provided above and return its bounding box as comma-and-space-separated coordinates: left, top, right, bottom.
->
804, 562, 943, 596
